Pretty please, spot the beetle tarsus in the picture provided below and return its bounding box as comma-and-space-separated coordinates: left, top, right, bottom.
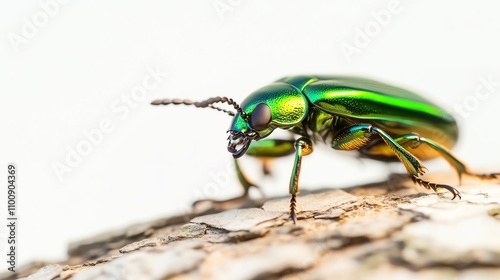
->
290, 194, 298, 224
468, 172, 500, 180
411, 175, 462, 200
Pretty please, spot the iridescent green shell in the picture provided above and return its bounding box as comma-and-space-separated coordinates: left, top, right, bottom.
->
229, 83, 309, 138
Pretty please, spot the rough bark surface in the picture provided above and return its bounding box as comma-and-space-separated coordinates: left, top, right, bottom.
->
7, 173, 500, 280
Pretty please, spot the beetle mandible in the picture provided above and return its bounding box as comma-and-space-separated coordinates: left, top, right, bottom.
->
152, 75, 499, 224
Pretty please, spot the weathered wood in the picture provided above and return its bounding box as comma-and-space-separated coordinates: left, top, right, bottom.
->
9, 173, 500, 280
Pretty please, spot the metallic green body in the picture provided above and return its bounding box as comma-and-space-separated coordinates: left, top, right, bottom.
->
230, 83, 309, 140
153, 75, 498, 224
230, 75, 458, 162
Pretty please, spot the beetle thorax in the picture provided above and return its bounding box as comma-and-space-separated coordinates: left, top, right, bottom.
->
303, 106, 350, 144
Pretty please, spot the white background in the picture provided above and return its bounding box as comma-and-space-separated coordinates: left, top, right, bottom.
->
1, 0, 500, 269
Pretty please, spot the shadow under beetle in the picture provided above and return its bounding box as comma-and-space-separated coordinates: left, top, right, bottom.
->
152, 75, 499, 224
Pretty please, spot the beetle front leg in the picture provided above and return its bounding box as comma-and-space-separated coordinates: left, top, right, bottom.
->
234, 158, 258, 196
236, 138, 297, 197
192, 158, 257, 212
289, 137, 314, 224
331, 124, 461, 199
194, 139, 297, 212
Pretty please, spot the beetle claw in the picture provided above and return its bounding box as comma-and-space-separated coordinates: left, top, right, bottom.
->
411, 176, 462, 200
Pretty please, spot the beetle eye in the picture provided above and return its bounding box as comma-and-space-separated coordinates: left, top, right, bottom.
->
249, 103, 272, 131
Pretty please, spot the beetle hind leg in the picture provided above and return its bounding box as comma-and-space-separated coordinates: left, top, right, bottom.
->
392, 134, 500, 184
459, 167, 500, 182
332, 125, 427, 177
472, 173, 500, 180
331, 125, 461, 199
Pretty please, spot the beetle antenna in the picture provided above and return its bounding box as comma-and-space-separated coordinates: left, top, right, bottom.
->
151, 97, 246, 118
207, 104, 235, 116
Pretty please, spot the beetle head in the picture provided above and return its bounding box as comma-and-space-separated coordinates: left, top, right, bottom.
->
151, 83, 308, 159
227, 82, 308, 158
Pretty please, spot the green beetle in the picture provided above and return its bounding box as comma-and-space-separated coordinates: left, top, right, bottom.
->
152, 75, 498, 223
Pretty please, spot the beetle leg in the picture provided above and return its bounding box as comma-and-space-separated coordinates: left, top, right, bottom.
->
244, 138, 313, 223
393, 133, 499, 184
261, 159, 272, 175
289, 137, 314, 224
424, 144, 500, 183
331, 124, 461, 199
332, 124, 426, 177
194, 139, 298, 213
411, 175, 461, 200
234, 158, 259, 196
192, 158, 259, 213
391, 133, 467, 183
